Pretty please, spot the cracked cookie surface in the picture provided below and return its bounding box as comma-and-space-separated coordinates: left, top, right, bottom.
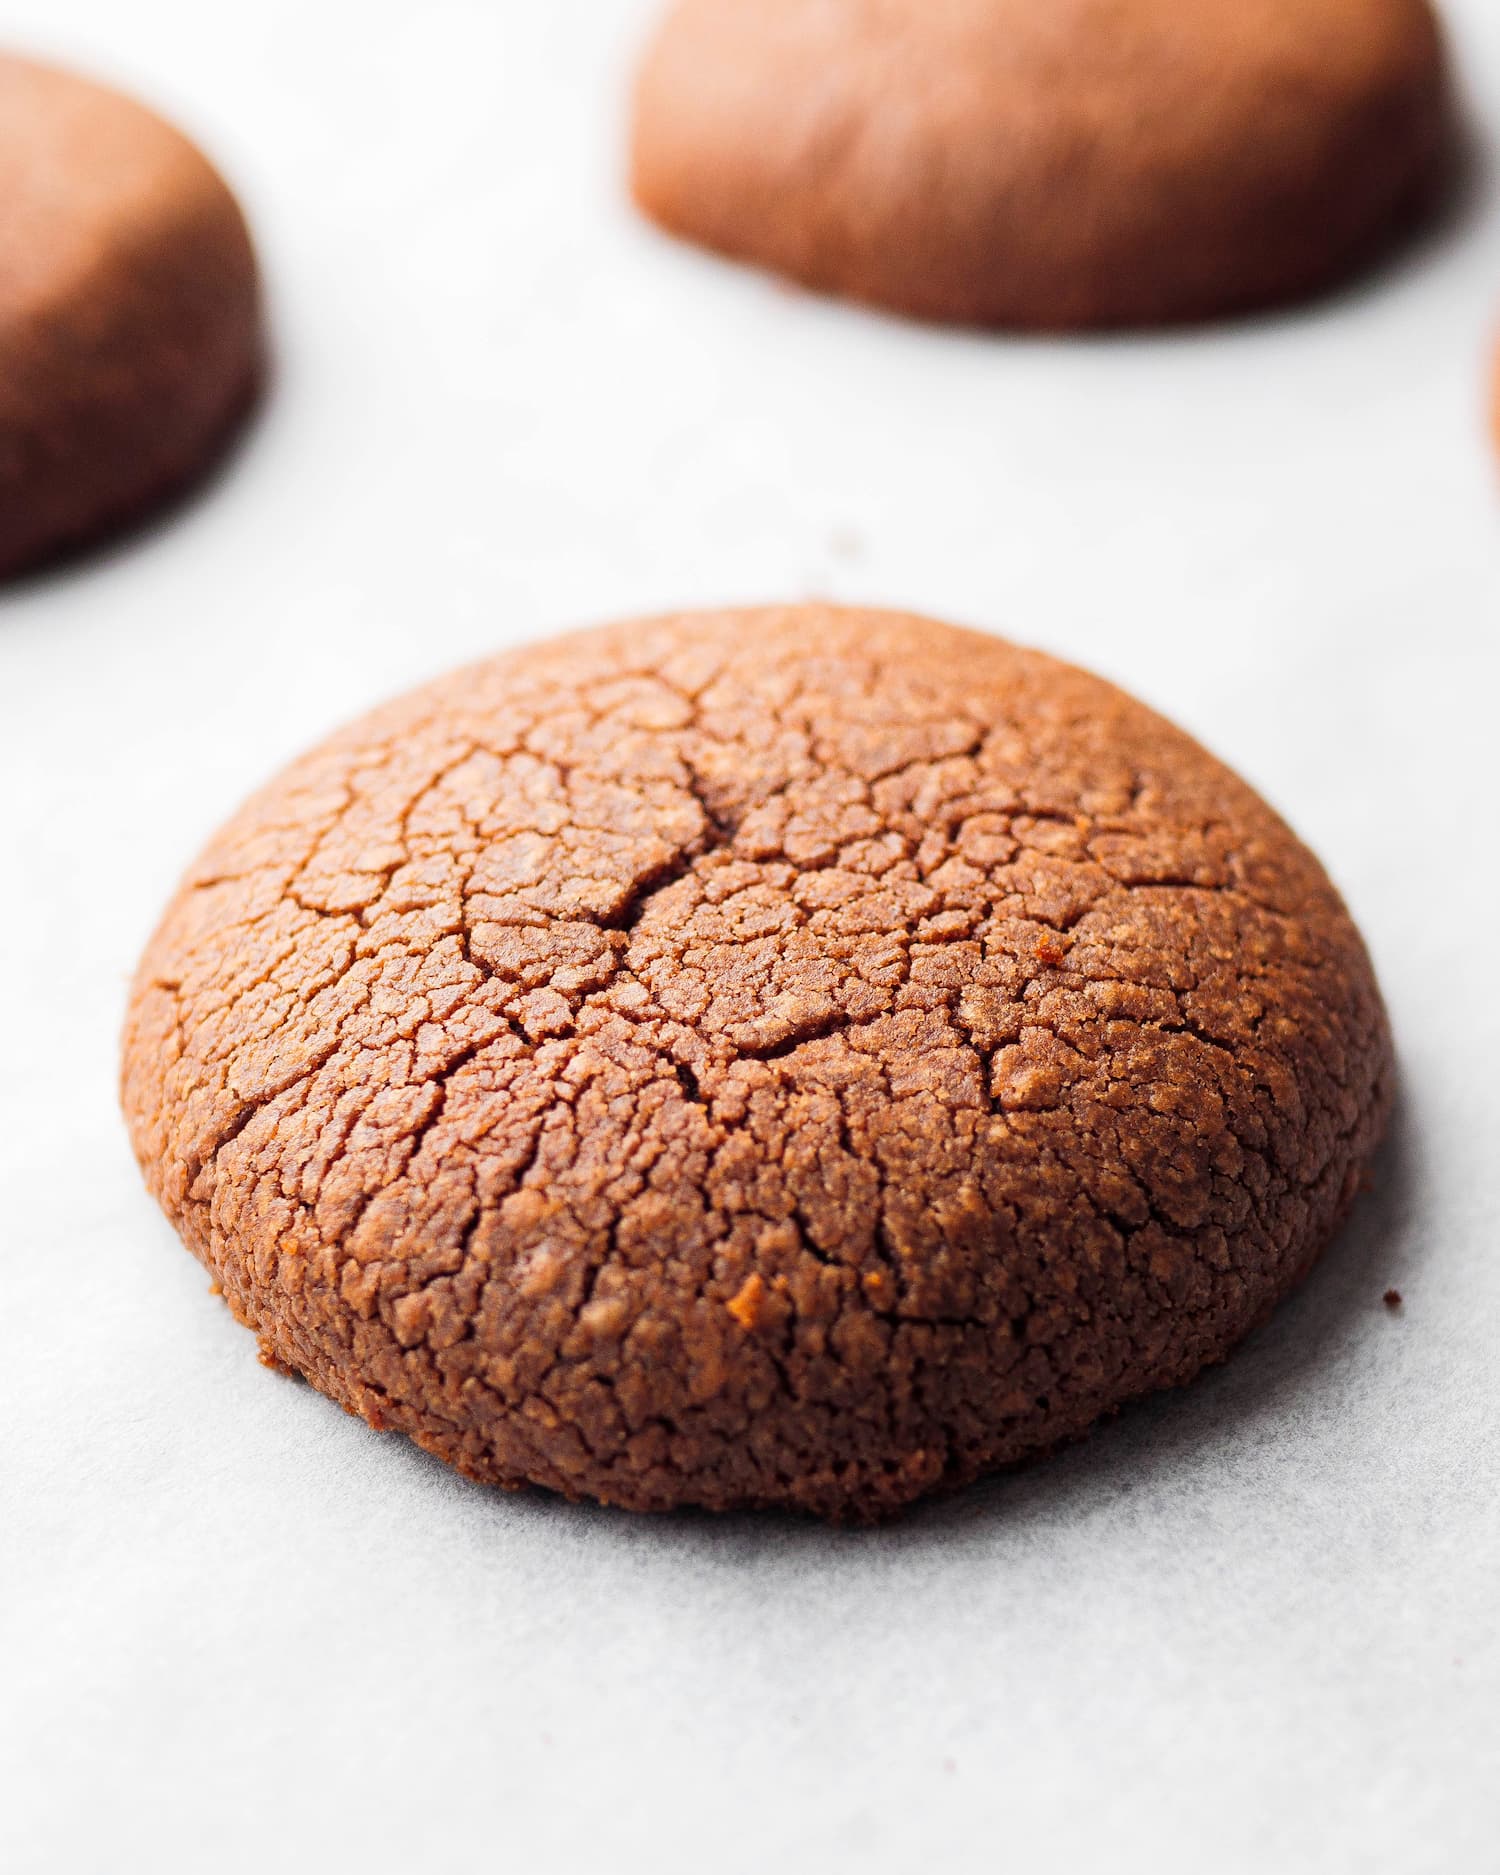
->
631, 0, 1450, 329
122, 608, 1393, 1518
0, 54, 261, 579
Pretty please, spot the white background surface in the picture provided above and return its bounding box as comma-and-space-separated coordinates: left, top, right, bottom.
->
3, 3, 1498, 1870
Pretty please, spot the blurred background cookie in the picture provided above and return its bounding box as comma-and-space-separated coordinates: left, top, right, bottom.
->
1492, 327, 1500, 447
631, 0, 1453, 328
0, 53, 262, 579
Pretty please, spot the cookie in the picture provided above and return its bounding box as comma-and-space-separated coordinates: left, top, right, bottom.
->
630, 0, 1451, 328
122, 608, 1393, 1519
1492, 333, 1500, 453
0, 54, 261, 579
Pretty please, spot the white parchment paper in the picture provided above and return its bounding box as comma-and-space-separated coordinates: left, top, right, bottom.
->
2, 4, 1497, 1869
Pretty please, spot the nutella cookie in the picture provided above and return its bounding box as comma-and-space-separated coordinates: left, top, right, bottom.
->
630, 0, 1451, 328
0, 54, 261, 579
123, 608, 1393, 1519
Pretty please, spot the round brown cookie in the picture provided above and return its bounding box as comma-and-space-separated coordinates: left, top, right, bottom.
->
630, 0, 1451, 329
122, 608, 1393, 1520
0, 54, 261, 580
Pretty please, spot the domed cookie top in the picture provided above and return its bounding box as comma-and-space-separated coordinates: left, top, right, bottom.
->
0, 54, 261, 578
631, 0, 1450, 328
123, 608, 1392, 1519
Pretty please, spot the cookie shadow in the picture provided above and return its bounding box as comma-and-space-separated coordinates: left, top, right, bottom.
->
459, 1082, 1425, 1562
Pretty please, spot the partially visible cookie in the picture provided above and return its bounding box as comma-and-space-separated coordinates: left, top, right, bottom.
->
1491, 332, 1500, 453
0, 54, 261, 579
631, 0, 1451, 329
122, 607, 1393, 1520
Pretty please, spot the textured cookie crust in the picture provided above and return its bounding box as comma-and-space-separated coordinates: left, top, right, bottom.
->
630, 0, 1451, 329
0, 54, 261, 579
123, 609, 1393, 1519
